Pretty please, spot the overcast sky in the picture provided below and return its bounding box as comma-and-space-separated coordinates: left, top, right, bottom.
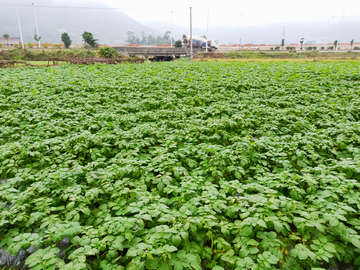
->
2, 0, 359, 44
99, 0, 360, 28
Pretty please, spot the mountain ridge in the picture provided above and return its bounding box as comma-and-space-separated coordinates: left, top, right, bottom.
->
0, 0, 161, 44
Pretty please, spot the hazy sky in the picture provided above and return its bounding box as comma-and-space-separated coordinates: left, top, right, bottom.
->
1, 0, 359, 44
100, 0, 360, 28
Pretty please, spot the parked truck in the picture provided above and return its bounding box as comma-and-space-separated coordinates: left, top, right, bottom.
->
182, 35, 219, 52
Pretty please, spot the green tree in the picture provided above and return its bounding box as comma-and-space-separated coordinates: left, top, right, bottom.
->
126, 31, 140, 45
82, 32, 98, 48
281, 39, 285, 50
334, 40, 338, 50
3, 34, 9, 47
148, 34, 155, 46
350, 39, 354, 50
300, 38, 304, 50
140, 31, 148, 45
97, 47, 118, 58
61, 33, 72, 49
126, 31, 136, 44
34, 35, 41, 48
175, 40, 182, 48
0, 43, 3, 48
163, 31, 171, 44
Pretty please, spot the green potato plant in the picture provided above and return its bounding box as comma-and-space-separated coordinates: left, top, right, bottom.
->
0, 61, 360, 269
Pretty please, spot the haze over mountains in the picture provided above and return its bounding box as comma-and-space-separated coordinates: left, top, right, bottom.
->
0, 0, 359, 45
145, 18, 360, 45
0, 0, 160, 44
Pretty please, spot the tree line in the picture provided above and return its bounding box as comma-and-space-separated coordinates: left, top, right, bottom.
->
126, 31, 181, 46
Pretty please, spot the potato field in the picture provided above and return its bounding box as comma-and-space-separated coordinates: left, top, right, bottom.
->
1, 61, 360, 270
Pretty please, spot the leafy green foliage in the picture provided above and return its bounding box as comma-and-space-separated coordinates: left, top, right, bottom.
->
34, 34, 41, 48
61, 32, 72, 49
97, 47, 118, 58
0, 62, 360, 269
2, 33, 9, 46
82, 31, 98, 48
175, 40, 182, 48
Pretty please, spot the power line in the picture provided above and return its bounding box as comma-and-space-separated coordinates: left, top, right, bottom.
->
0, 3, 186, 10
2, 4, 360, 18
209, 8, 360, 18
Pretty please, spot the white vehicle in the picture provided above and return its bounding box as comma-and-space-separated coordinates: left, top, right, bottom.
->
182, 35, 219, 52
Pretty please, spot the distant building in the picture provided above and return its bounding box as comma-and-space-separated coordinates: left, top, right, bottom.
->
0, 37, 21, 47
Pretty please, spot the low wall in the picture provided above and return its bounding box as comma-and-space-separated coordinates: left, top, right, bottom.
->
113, 47, 201, 57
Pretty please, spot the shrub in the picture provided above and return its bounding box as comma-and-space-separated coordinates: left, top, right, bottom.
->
97, 47, 118, 58
42, 44, 49, 49
26, 43, 34, 49
327, 46, 334, 50
61, 32, 72, 48
174, 40, 182, 48
53, 44, 63, 49
305, 47, 312, 50
354, 46, 360, 50
270, 47, 274, 50
275, 46, 280, 50
0, 43, 3, 48
13, 44, 20, 48
321, 47, 324, 50
313, 46, 317, 50
82, 31, 98, 48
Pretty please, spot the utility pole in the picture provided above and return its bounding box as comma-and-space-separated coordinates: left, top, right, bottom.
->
237, 16, 239, 51
237, 14, 242, 51
171, 11, 173, 47
206, 0, 209, 53
16, 5, 24, 49
282, 26, 285, 50
324, 16, 334, 49
32, 3, 41, 48
336, 5, 346, 52
190, 7, 193, 60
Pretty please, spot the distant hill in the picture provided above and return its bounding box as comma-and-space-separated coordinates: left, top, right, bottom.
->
0, 0, 160, 44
